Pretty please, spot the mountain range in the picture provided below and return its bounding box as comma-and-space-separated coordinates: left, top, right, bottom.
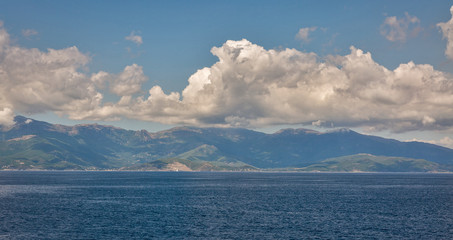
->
1, 116, 453, 172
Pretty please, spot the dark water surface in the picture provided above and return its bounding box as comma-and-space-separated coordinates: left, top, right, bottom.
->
0, 171, 452, 239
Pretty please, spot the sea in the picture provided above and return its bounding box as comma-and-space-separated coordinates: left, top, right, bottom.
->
0, 171, 452, 239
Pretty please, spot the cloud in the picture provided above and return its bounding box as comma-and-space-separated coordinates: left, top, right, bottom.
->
438, 137, 453, 149
311, 120, 325, 127
76, 39, 453, 133
296, 27, 317, 43
125, 31, 143, 45
21, 29, 38, 38
380, 12, 421, 42
437, 5, 453, 59
2, 22, 453, 134
0, 36, 95, 116
0, 107, 14, 127
408, 137, 453, 149
0, 22, 9, 50
90, 64, 147, 96
0, 23, 144, 125
109, 64, 148, 96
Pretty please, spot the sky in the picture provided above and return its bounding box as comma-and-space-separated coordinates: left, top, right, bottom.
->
0, 0, 453, 148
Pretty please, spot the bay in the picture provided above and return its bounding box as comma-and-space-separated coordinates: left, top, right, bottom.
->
0, 171, 452, 239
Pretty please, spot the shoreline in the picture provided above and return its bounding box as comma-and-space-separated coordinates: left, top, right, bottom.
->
1, 169, 452, 174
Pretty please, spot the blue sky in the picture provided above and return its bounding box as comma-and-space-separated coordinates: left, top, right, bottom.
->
0, 0, 453, 147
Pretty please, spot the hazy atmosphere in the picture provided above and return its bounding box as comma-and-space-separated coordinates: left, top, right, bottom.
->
1, 0, 453, 147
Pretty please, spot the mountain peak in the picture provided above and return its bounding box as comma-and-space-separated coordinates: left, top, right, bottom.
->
159, 126, 203, 134
1, 116, 453, 170
74, 123, 124, 131
274, 128, 321, 135
9, 115, 53, 131
13, 115, 35, 124
326, 128, 356, 134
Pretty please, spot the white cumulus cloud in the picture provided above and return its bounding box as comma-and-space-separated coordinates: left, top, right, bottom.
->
90, 64, 148, 96
0, 107, 14, 127
125, 31, 143, 45
2, 21, 453, 134
381, 12, 421, 42
437, 5, 453, 59
0, 23, 147, 125
77, 39, 453, 133
110, 64, 147, 96
296, 27, 317, 43
0, 36, 95, 116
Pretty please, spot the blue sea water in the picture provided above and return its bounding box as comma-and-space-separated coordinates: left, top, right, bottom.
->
0, 172, 452, 239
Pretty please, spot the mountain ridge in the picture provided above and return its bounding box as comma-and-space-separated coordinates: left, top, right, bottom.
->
1, 116, 453, 171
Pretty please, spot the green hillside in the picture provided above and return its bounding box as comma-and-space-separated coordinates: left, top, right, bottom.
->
1, 116, 453, 171
0, 135, 91, 170
297, 154, 450, 172
121, 158, 256, 171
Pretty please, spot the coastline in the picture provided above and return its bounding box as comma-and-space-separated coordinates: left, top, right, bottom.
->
1, 169, 452, 174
